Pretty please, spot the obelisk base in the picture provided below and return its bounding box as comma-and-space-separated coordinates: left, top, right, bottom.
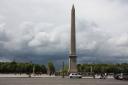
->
68, 55, 77, 73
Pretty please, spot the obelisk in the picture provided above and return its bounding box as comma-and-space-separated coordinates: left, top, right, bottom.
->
68, 5, 77, 73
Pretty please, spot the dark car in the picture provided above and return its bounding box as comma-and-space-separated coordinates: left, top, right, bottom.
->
123, 73, 128, 80
114, 73, 123, 80
114, 73, 128, 80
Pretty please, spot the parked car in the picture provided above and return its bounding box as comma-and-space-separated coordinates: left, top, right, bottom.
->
114, 73, 123, 80
114, 73, 128, 80
122, 73, 128, 80
69, 73, 82, 78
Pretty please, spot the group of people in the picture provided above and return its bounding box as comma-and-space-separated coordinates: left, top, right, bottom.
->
92, 73, 108, 79
100, 73, 107, 79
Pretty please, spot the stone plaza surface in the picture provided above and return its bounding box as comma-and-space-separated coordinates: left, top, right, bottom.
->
0, 77, 128, 85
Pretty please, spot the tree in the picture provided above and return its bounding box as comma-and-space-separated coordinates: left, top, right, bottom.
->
41, 65, 47, 74
47, 61, 55, 75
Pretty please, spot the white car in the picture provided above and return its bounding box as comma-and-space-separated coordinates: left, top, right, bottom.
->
69, 73, 82, 78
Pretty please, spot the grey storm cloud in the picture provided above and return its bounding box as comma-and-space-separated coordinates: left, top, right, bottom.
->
0, 0, 128, 65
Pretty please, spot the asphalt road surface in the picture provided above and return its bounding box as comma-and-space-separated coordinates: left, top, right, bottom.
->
0, 77, 128, 85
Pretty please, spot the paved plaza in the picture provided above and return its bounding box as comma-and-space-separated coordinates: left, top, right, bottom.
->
0, 77, 128, 85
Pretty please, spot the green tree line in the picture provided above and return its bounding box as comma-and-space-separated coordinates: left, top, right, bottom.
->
77, 63, 128, 74
0, 61, 55, 74
1, 61, 128, 74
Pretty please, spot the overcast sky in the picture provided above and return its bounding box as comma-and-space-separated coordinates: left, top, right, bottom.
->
0, 0, 128, 66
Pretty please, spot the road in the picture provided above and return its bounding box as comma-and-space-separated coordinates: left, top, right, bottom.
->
0, 77, 128, 85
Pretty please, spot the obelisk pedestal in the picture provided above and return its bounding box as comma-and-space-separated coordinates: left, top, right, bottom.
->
68, 5, 77, 73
